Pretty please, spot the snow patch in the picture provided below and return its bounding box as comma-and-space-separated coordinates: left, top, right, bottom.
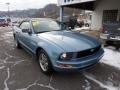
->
0, 66, 5, 69
4, 68, 10, 90
17, 80, 37, 90
13, 60, 25, 67
101, 48, 120, 70
0, 32, 13, 41
84, 72, 119, 90
37, 83, 58, 90
3, 32, 13, 37
74, 26, 90, 31
17, 75, 58, 90
5, 52, 13, 58
82, 79, 91, 90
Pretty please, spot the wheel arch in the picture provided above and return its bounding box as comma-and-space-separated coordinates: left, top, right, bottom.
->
36, 47, 52, 60
36, 47, 44, 57
13, 33, 15, 39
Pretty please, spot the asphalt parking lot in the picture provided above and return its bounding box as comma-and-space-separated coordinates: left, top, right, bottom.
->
0, 27, 120, 90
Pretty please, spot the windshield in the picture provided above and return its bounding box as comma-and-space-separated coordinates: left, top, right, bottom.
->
32, 20, 61, 33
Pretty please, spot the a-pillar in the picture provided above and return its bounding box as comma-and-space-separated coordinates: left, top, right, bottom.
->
60, 6, 64, 30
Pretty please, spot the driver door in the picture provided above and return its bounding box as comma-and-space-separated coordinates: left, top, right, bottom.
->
19, 21, 32, 50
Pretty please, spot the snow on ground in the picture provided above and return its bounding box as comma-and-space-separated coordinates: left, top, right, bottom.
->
74, 26, 90, 31
84, 72, 119, 90
101, 47, 120, 70
82, 79, 91, 90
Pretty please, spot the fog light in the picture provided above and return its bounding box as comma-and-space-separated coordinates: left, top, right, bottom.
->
66, 65, 73, 68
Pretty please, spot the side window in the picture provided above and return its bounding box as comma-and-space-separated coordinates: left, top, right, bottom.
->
20, 22, 30, 33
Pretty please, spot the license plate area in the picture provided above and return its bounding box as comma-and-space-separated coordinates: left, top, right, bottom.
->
108, 35, 120, 40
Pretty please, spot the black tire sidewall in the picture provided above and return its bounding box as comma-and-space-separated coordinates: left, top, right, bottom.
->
14, 38, 21, 48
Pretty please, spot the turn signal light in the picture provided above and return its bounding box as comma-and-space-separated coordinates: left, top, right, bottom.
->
58, 64, 73, 68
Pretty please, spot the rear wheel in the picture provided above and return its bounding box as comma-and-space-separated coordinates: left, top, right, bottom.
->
38, 50, 53, 74
14, 38, 21, 49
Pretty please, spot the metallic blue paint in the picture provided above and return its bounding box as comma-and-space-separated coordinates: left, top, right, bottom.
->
14, 19, 104, 72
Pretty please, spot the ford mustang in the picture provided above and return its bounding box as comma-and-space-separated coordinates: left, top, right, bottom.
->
13, 18, 104, 74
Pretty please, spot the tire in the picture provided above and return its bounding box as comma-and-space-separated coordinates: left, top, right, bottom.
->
38, 49, 53, 74
115, 46, 119, 50
14, 38, 21, 49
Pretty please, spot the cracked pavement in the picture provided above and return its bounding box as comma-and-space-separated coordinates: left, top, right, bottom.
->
0, 27, 120, 90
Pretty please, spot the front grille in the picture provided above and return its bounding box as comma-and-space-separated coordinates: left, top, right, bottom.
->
76, 46, 101, 58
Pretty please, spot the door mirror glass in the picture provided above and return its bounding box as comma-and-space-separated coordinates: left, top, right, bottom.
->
22, 29, 32, 34
22, 29, 29, 33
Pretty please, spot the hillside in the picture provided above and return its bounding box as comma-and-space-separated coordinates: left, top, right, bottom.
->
0, 4, 81, 19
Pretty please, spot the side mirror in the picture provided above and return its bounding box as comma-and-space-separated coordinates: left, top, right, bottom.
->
22, 29, 29, 33
22, 29, 32, 34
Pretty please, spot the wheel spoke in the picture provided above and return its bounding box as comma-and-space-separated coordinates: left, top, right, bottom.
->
39, 53, 48, 72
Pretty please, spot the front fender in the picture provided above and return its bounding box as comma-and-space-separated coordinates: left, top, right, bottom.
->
37, 41, 64, 64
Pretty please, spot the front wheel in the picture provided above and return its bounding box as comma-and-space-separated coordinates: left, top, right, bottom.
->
38, 50, 53, 74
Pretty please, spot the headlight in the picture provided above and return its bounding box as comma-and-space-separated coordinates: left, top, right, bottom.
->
60, 52, 73, 60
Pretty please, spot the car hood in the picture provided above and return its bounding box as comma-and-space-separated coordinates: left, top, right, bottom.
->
37, 30, 100, 52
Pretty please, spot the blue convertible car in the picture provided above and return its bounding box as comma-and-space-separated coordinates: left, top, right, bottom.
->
13, 18, 104, 74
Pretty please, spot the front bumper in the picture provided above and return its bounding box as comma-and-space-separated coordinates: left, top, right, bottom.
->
100, 33, 120, 41
53, 48, 104, 72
